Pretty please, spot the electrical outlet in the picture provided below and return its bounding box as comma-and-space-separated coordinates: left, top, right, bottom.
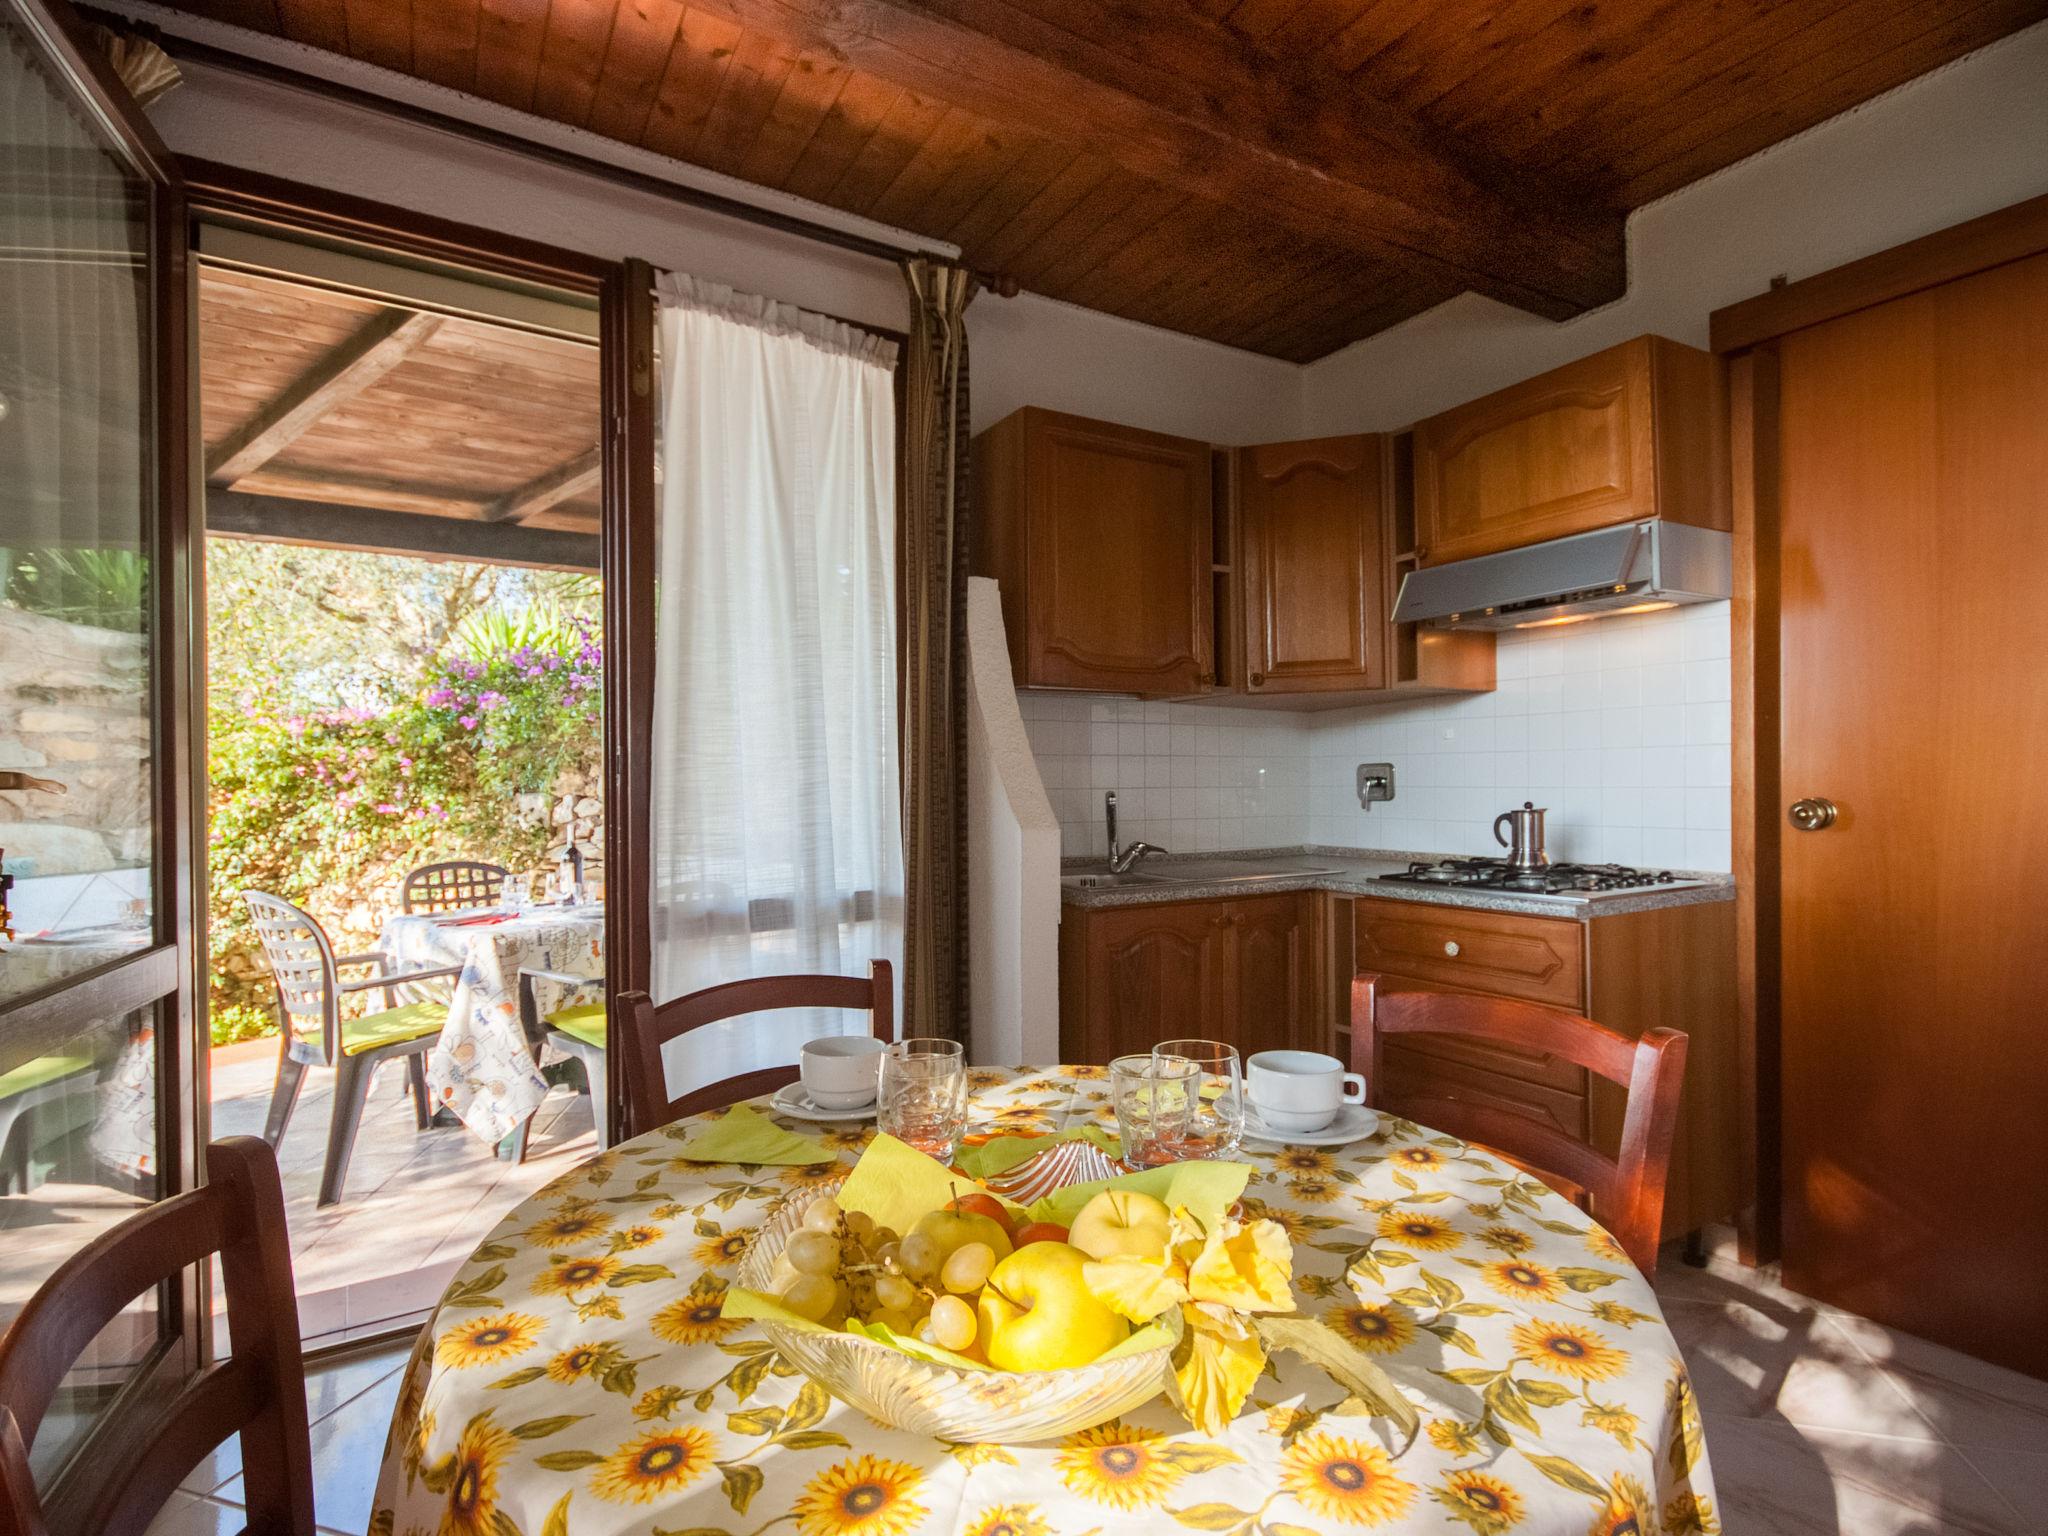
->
1357, 762, 1395, 812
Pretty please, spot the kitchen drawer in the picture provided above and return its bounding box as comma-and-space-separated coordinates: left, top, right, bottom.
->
1353, 898, 1584, 1008
1378, 1039, 1588, 1144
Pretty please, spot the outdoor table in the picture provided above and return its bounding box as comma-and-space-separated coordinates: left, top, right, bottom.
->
371, 1065, 1718, 1536
375, 903, 605, 1144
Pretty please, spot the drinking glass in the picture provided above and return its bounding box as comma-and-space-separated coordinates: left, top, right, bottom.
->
1151, 1039, 1245, 1160
1110, 1053, 1199, 1168
502, 873, 531, 914
877, 1037, 968, 1162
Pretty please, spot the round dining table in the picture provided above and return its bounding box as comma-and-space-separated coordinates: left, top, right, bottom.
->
370, 1066, 1718, 1536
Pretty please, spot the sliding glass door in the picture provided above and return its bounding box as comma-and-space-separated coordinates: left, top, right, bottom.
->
0, 0, 199, 1488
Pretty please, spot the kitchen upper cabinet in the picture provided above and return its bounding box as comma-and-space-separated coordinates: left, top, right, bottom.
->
1235, 435, 1386, 694
1059, 893, 1316, 1065
1411, 335, 1726, 567
975, 406, 1213, 696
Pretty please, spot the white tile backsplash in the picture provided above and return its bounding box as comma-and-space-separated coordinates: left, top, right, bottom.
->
1014, 602, 1734, 871
1306, 603, 1735, 870
1017, 694, 1313, 857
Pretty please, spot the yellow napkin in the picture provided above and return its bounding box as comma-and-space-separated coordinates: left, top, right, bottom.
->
954, 1126, 1123, 1179
667, 1104, 834, 1165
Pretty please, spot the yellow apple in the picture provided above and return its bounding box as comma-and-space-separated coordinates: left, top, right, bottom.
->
1067, 1189, 1173, 1262
976, 1241, 1130, 1371
911, 1207, 1014, 1266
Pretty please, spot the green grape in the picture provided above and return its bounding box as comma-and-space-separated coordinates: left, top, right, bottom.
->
926, 1294, 976, 1351
874, 1241, 902, 1273
940, 1241, 995, 1294
801, 1196, 843, 1232
898, 1232, 940, 1282
782, 1273, 837, 1322
871, 1225, 900, 1250
874, 1273, 917, 1312
786, 1229, 841, 1276
844, 1211, 875, 1242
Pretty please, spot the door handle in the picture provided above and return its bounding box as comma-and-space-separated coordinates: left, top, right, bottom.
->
1788, 797, 1838, 832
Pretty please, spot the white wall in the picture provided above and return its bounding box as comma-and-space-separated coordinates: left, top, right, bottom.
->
964, 580, 1061, 1065
146, 58, 1305, 445
1299, 20, 2048, 433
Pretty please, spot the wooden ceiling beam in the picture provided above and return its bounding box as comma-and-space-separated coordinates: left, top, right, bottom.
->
205, 308, 445, 483
207, 489, 599, 571
678, 0, 1627, 319
482, 445, 603, 524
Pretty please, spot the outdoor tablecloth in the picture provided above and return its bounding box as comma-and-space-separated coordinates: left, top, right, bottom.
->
371, 1066, 1718, 1536
376, 905, 605, 1144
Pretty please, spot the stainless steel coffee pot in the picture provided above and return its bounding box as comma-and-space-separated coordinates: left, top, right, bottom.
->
1492, 801, 1550, 870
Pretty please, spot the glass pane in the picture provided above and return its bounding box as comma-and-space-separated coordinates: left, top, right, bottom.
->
0, 1002, 162, 1476
0, 13, 157, 1001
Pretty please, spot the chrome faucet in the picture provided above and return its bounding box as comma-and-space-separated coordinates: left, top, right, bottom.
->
1105, 789, 1168, 874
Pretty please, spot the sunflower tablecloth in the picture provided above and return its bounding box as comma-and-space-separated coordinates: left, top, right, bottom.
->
376, 905, 605, 1144
370, 1066, 1718, 1536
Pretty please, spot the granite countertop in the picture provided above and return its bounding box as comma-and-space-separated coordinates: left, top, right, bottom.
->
1058, 845, 1734, 920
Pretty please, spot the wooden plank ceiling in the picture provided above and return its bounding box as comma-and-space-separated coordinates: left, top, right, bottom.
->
198, 264, 601, 559
165, 0, 2048, 361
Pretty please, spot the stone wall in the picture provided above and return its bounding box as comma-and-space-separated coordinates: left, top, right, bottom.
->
0, 605, 151, 880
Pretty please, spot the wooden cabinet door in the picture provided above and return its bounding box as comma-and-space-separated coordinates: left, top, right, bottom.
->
1411, 336, 1719, 566
1236, 435, 1385, 694
1072, 902, 1224, 1063
1353, 898, 1584, 1009
978, 407, 1213, 696
1227, 894, 1312, 1056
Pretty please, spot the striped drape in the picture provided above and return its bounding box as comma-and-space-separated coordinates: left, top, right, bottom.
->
898, 259, 978, 1041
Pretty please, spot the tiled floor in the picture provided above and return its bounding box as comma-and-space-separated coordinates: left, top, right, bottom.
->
208, 1034, 598, 1345
148, 1230, 2048, 1536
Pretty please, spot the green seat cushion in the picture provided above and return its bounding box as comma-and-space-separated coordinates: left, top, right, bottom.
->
547, 1002, 608, 1051
338, 1001, 446, 1056
0, 1053, 93, 1100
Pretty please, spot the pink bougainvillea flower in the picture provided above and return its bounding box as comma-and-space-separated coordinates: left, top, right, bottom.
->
458, 715, 479, 730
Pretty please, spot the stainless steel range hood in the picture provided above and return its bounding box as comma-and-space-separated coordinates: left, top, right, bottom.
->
1392, 520, 1731, 631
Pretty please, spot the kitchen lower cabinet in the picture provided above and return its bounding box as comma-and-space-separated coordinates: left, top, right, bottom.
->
1337, 895, 1736, 1242
1059, 893, 1318, 1066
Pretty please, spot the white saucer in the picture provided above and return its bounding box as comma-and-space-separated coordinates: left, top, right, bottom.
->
770, 1083, 878, 1123
1242, 1103, 1381, 1148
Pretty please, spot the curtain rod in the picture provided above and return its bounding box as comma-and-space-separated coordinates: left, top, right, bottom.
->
125, 21, 1021, 299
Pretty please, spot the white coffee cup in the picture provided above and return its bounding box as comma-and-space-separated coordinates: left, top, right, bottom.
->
1246, 1050, 1366, 1134
800, 1036, 886, 1110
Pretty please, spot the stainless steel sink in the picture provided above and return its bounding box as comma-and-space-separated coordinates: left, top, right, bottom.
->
1129, 858, 1340, 884
1062, 858, 1340, 888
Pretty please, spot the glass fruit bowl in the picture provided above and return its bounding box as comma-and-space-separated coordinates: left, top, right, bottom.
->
736, 1178, 1173, 1442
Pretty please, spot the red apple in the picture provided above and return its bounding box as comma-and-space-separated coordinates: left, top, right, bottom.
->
949, 1191, 1018, 1238
1012, 1221, 1069, 1247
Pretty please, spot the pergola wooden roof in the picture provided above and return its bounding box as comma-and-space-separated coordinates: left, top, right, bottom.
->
198, 263, 601, 568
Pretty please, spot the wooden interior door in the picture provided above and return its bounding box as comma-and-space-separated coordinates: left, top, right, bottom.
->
1236, 436, 1384, 694
1776, 251, 2048, 1375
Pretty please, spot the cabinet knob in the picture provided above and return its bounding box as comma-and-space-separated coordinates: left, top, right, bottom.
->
1249, 672, 1264, 688
1443, 940, 1461, 957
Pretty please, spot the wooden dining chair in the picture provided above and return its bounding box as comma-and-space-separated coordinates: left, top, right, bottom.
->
400, 859, 510, 915
0, 1137, 315, 1536
615, 961, 894, 1136
1351, 973, 1688, 1274
244, 891, 460, 1206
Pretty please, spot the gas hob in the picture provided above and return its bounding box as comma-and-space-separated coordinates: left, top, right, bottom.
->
1374, 857, 1712, 904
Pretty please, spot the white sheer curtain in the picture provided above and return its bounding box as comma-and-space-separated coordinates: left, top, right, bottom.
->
648, 273, 903, 1100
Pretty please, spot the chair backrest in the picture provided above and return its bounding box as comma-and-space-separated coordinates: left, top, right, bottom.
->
0, 1138, 315, 1536
242, 891, 340, 1066
1351, 973, 1688, 1274
401, 859, 509, 915
616, 961, 895, 1136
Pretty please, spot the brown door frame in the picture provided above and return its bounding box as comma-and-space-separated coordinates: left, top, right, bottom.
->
178, 162, 658, 1307
1710, 189, 2048, 1266
0, 0, 200, 1511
